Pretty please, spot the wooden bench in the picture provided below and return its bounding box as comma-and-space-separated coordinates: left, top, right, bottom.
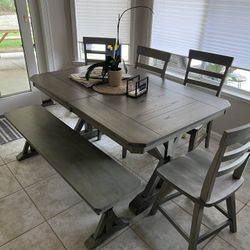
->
5, 105, 141, 249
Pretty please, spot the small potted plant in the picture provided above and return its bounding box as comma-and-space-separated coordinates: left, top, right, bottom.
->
85, 53, 121, 87
85, 5, 153, 87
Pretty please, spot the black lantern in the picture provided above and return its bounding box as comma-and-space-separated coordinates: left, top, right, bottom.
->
126, 75, 149, 98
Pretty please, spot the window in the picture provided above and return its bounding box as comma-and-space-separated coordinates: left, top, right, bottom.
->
72, 0, 131, 62
151, 0, 250, 93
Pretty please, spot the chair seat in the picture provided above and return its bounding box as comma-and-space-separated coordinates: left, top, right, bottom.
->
157, 148, 244, 205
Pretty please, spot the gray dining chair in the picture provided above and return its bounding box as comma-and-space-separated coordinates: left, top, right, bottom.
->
79, 37, 116, 139
150, 123, 250, 250
122, 45, 171, 158
135, 45, 171, 79
83, 37, 116, 65
184, 49, 233, 152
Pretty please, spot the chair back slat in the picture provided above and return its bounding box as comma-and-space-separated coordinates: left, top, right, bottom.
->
200, 123, 250, 202
83, 37, 116, 65
186, 79, 219, 91
222, 124, 250, 146
189, 68, 224, 79
184, 49, 233, 97
188, 49, 233, 66
217, 152, 250, 177
135, 45, 171, 79
222, 141, 250, 162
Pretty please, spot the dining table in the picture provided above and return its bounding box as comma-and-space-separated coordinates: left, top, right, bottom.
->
30, 65, 231, 214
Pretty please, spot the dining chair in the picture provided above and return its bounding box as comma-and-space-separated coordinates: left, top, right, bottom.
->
184, 49, 234, 152
83, 37, 116, 65
135, 45, 171, 79
81, 37, 116, 139
150, 123, 250, 250
122, 45, 171, 158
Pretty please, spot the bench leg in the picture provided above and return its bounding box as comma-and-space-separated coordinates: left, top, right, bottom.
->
16, 141, 38, 161
85, 208, 128, 250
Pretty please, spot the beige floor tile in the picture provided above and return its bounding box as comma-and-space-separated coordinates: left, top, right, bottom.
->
0, 157, 4, 166
0, 190, 44, 246
0, 165, 21, 199
99, 228, 151, 250
235, 160, 250, 204
132, 201, 208, 250
0, 223, 65, 250
0, 138, 25, 163
26, 175, 82, 219
8, 156, 56, 187
48, 202, 99, 250
219, 205, 250, 250
203, 236, 237, 250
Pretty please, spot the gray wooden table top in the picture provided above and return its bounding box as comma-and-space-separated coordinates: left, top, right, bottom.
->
30, 66, 231, 153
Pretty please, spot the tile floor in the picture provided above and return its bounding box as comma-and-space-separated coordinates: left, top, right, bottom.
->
0, 104, 249, 250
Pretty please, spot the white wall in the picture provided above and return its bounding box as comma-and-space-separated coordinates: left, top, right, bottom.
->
37, 0, 74, 71
213, 95, 250, 134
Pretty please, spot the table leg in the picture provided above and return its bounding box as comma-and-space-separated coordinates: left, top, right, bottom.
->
74, 118, 85, 133
129, 140, 176, 214
74, 118, 100, 140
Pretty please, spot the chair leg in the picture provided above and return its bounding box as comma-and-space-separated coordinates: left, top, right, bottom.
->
122, 147, 127, 159
226, 193, 237, 233
205, 121, 212, 148
188, 131, 197, 152
150, 181, 170, 216
188, 203, 204, 250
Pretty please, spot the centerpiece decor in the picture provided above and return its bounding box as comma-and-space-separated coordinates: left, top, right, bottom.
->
85, 5, 153, 87
126, 75, 149, 98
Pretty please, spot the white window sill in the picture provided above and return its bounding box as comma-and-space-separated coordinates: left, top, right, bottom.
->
165, 71, 250, 104
221, 87, 250, 103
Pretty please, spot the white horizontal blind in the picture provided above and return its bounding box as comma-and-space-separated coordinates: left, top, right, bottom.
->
74, 0, 131, 44
151, 0, 207, 56
152, 0, 250, 69
201, 0, 250, 69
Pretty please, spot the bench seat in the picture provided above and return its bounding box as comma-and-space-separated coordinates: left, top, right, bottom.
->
5, 105, 141, 249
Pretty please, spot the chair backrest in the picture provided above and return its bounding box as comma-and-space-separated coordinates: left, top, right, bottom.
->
184, 49, 234, 97
135, 45, 171, 79
83, 37, 116, 65
201, 124, 250, 202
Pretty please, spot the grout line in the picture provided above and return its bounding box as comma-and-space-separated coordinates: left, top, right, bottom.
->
6, 164, 71, 249
236, 203, 248, 214
214, 234, 238, 250
45, 223, 67, 250
22, 172, 58, 189
130, 226, 155, 250
0, 187, 23, 202
0, 220, 46, 248
20, 182, 68, 250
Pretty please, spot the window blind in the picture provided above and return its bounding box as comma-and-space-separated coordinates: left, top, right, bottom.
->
152, 0, 250, 69
201, 0, 250, 69
74, 0, 131, 44
151, 0, 207, 56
